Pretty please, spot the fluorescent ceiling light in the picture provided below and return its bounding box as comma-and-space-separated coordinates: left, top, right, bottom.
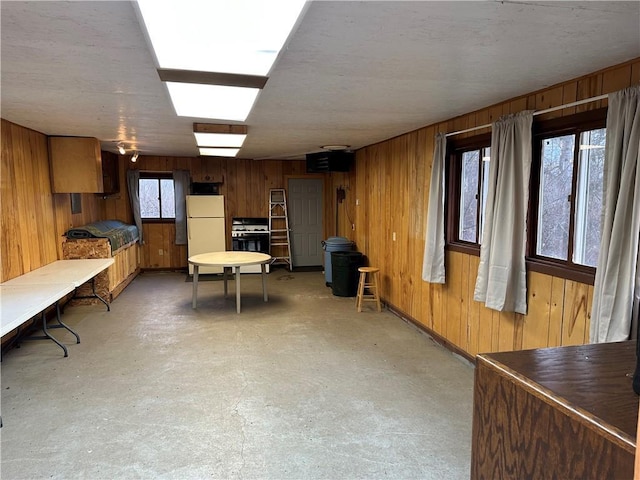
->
199, 147, 240, 157
137, 0, 306, 76
166, 83, 259, 121
194, 132, 246, 148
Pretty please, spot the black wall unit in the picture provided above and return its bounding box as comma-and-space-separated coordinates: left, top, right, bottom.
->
306, 151, 353, 173
191, 182, 221, 195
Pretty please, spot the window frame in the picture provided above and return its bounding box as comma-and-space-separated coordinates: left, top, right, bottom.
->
444, 109, 607, 285
446, 132, 492, 256
139, 172, 176, 224
527, 108, 607, 285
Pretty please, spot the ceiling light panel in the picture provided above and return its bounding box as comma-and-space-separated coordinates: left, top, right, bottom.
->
194, 132, 247, 148
137, 0, 306, 76
199, 147, 240, 157
166, 83, 259, 121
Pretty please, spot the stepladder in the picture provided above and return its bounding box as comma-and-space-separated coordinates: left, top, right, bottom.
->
269, 188, 292, 270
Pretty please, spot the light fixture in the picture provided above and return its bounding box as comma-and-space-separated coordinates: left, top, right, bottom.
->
321, 145, 350, 151
137, 0, 306, 76
193, 123, 248, 149
166, 82, 259, 121
199, 147, 240, 157
117, 143, 126, 155
130, 151, 139, 163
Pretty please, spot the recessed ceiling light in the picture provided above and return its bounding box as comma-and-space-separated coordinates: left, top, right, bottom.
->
199, 147, 240, 157
137, 0, 306, 76
166, 83, 259, 121
194, 132, 247, 148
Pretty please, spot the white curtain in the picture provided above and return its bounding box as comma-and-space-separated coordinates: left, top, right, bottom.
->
590, 86, 640, 343
474, 111, 534, 314
173, 170, 190, 245
422, 133, 447, 283
126, 170, 143, 244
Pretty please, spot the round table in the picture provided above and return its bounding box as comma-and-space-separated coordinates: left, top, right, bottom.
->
188, 251, 272, 313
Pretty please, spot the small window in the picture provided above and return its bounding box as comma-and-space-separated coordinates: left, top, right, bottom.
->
447, 134, 491, 252
139, 174, 175, 220
529, 109, 606, 282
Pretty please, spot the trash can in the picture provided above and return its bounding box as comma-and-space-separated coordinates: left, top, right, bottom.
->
321, 237, 354, 286
331, 251, 364, 297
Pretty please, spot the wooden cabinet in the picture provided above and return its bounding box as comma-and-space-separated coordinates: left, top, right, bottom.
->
49, 136, 103, 193
471, 342, 637, 479
100, 150, 120, 195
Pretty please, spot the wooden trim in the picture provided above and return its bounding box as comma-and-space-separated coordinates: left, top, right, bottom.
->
157, 68, 268, 89
386, 302, 477, 364
527, 257, 595, 285
193, 123, 247, 135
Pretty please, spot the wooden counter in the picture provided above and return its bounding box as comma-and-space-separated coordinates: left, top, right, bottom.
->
471, 341, 639, 479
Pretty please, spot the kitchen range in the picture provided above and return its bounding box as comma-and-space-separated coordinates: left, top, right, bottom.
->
231, 218, 270, 273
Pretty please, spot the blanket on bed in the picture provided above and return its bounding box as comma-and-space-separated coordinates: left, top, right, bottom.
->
65, 220, 139, 252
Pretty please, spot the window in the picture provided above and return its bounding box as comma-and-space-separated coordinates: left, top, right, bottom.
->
139, 173, 175, 220
444, 109, 606, 283
447, 133, 491, 252
529, 109, 607, 281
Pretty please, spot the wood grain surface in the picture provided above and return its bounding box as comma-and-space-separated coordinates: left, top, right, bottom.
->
471, 342, 638, 479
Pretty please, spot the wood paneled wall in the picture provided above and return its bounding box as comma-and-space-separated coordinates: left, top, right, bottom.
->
1, 120, 102, 282
102, 156, 322, 269
340, 58, 639, 356
3, 58, 638, 358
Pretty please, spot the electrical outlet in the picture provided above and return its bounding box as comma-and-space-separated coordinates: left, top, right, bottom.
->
356, 199, 360, 206
158, 249, 164, 256
393, 232, 396, 241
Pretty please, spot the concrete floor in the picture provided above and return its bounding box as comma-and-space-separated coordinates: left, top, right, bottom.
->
1, 270, 475, 479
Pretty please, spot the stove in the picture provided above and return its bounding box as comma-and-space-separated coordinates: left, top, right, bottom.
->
231, 217, 269, 237
231, 217, 270, 273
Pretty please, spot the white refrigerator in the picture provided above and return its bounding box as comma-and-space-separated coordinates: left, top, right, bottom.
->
187, 195, 226, 274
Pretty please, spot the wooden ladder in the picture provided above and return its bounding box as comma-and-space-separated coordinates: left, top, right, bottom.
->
268, 188, 292, 270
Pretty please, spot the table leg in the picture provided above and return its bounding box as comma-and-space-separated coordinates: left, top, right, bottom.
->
235, 266, 241, 314
261, 263, 268, 302
192, 265, 199, 309
223, 267, 228, 298
41, 309, 68, 357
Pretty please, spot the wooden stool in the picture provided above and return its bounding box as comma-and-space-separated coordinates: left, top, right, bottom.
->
356, 267, 381, 312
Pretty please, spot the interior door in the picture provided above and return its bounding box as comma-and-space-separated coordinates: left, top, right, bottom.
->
288, 178, 323, 267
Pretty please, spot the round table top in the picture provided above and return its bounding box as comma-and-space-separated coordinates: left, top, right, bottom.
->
188, 251, 272, 267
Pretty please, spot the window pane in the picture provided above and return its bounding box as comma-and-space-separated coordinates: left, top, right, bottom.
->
537, 135, 575, 260
573, 128, 605, 267
459, 150, 479, 242
160, 179, 175, 218
479, 147, 491, 244
140, 179, 160, 218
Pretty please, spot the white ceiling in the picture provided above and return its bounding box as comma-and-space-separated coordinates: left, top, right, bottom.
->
1, 1, 639, 160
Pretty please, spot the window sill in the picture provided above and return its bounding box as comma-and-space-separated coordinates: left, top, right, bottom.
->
446, 242, 480, 257
141, 219, 176, 224
446, 244, 595, 285
526, 257, 595, 285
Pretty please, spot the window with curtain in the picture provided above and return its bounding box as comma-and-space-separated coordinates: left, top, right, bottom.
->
447, 133, 491, 253
139, 173, 175, 221
528, 108, 607, 283
444, 109, 607, 285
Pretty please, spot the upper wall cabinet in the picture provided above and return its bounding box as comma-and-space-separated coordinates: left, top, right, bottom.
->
49, 136, 104, 193
100, 150, 120, 195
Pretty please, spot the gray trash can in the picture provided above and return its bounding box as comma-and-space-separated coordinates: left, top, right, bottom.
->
321, 236, 354, 286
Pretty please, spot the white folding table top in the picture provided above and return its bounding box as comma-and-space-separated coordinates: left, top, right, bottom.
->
1, 259, 115, 287
0, 283, 76, 336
